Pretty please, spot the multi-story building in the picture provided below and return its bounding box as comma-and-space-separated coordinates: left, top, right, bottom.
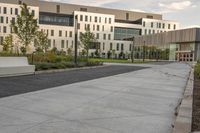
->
0, 0, 180, 58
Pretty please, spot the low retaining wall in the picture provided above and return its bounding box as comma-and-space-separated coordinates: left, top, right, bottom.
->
173, 68, 193, 133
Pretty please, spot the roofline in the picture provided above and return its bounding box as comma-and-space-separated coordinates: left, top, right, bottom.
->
39, 0, 162, 16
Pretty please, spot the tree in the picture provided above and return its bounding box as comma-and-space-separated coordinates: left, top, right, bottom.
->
11, 3, 39, 54
79, 29, 96, 61
35, 31, 49, 53
1, 35, 13, 53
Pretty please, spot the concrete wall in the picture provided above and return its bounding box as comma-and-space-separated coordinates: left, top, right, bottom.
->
135, 28, 200, 46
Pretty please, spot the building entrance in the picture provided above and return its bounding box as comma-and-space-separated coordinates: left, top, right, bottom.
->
176, 51, 194, 62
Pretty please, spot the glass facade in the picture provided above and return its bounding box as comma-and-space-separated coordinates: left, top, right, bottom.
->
114, 27, 141, 41
39, 12, 74, 26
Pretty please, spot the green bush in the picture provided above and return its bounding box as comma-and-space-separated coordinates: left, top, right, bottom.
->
195, 63, 200, 79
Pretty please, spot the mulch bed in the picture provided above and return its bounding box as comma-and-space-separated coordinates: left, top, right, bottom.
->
192, 76, 200, 131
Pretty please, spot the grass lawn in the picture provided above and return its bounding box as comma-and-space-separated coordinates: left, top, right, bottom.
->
89, 58, 150, 64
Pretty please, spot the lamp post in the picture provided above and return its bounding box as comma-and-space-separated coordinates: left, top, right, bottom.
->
143, 41, 145, 62
131, 36, 135, 63
74, 15, 78, 66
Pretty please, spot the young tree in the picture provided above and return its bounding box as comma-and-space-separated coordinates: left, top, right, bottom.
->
79, 29, 96, 61
35, 31, 49, 53
1, 35, 13, 53
11, 3, 39, 54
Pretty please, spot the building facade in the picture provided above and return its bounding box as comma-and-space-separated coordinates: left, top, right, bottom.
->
135, 28, 200, 61
0, 0, 180, 58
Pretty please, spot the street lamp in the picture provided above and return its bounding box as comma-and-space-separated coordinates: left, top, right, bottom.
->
131, 36, 135, 63
143, 41, 146, 62
74, 15, 78, 66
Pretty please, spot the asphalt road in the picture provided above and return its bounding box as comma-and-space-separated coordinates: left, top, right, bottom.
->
0, 65, 147, 98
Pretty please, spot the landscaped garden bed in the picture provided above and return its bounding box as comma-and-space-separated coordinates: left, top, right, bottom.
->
192, 62, 200, 132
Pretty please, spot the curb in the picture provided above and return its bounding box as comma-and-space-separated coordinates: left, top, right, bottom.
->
173, 68, 194, 133
34, 65, 107, 74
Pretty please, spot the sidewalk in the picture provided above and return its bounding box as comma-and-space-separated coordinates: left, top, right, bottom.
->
0, 63, 191, 133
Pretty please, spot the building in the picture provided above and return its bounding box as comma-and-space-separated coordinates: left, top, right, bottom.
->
0, 0, 180, 58
135, 28, 200, 62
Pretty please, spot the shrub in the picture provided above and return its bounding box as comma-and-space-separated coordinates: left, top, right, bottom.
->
195, 63, 200, 79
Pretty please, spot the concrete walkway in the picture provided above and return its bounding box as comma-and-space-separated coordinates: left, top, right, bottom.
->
0, 63, 191, 133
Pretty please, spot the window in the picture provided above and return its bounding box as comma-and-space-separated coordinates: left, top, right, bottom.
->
69, 31, 72, 37
126, 13, 129, 20
15, 8, 18, 15
145, 29, 147, 34
121, 44, 124, 51
61, 40, 65, 48
48, 39, 51, 47
147, 15, 153, 19
96, 33, 99, 39
111, 26, 113, 32
0, 36, 4, 44
51, 30, 54, 36
59, 30, 62, 37
39, 12, 74, 26
143, 21, 145, 27
110, 43, 112, 50
18, 0, 22, 4
114, 27, 141, 40
65, 31, 68, 37
80, 15, 83, 21
77, 23, 80, 29
6, 17, 8, 24
108, 34, 111, 40
32, 10, 35, 16
168, 24, 171, 29
129, 44, 132, 51
3, 26, 6, 33
85, 15, 88, 22
90, 16, 92, 22
10, 8, 13, 15
159, 23, 161, 28
174, 24, 176, 30
109, 18, 111, 24
80, 8, 87, 11
151, 22, 153, 28
11, 17, 15, 23
95, 17, 98, 22
56, 5, 60, 13
117, 43, 119, 51
53, 39, 55, 47
97, 25, 100, 31
103, 34, 106, 40
105, 18, 107, 23
102, 25, 104, 31
3, 7, 7, 14
149, 29, 151, 34
162, 23, 165, 29
66, 40, 68, 48
93, 25, 95, 31
99, 17, 101, 23
103, 43, 105, 50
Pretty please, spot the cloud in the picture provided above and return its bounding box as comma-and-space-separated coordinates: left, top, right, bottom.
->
158, 1, 196, 13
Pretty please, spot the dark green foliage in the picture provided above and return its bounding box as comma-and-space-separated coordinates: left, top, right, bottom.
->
195, 63, 200, 79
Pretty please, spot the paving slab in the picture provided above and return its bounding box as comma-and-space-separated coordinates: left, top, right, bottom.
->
0, 63, 191, 133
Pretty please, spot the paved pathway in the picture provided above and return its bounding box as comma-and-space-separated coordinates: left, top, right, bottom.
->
0, 65, 146, 98
0, 63, 191, 133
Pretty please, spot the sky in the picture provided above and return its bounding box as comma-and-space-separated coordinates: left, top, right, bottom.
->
43, 0, 200, 28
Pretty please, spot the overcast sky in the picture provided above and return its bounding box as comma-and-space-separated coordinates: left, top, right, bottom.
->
43, 0, 200, 28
